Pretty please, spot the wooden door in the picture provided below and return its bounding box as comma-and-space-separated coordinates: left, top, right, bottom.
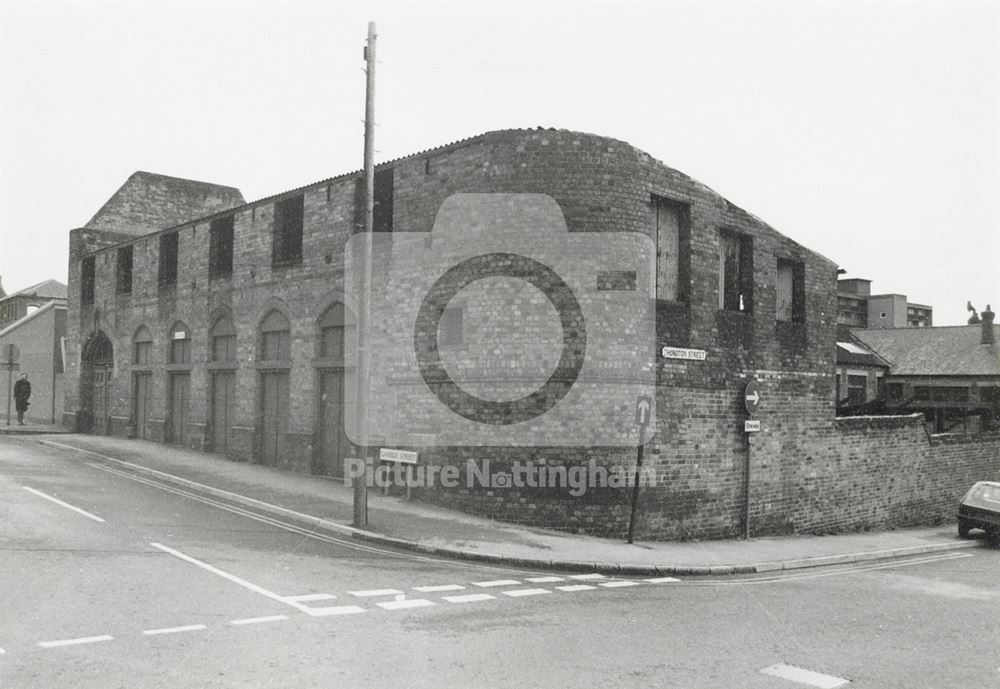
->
211, 371, 235, 454
168, 372, 190, 445
92, 367, 111, 435
133, 373, 152, 439
259, 372, 289, 466
315, 369, 349, 477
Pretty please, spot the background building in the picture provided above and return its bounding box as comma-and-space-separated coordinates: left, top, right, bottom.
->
0, 280, 67, 424
837, 277, 932, 329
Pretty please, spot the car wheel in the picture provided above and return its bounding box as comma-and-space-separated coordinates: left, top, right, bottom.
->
958, 521, 971, 538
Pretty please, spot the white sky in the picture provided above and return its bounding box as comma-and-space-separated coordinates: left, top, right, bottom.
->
1, 0, 997, 325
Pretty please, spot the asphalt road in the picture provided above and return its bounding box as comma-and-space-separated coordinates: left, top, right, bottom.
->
1, 437, 998, 689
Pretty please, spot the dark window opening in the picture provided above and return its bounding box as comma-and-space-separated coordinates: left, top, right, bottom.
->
272, 195, 304, 266
887, 383, 904, 400
80, 256, 96, 305
719, 230, 753, 313
116, 246, 133, 295
209, 215, 235, 279
651, 196, 690, 302
159, 232, 179, 289
319, 304, 347, 362
374, 168, 394, 232
440, 306, 464, 346
776, 258, 805, 322
846, 374, 867, 406
133, 327, 153, 365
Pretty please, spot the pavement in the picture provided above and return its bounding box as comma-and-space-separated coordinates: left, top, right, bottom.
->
0, 423, 72, 436
16, 432, 990, 576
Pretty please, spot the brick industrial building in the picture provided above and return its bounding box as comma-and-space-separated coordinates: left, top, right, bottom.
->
63, 129, 1000, 540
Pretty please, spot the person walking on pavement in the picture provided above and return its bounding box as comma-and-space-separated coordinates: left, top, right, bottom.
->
13, 373, 30, 425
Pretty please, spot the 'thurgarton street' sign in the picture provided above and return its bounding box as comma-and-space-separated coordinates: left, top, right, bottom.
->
660, 346, 707, 361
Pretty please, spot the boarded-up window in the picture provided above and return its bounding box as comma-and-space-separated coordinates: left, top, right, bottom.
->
81, 256, 96, 305
319, 304, 347, 361
652, 196, 689, 302
209, 215, 235, 279
133, 326, 153, 365
272, 195, 304, 266
159, 232, 179, 289
169, 323, 191, 364
719, 231, 753, 312
260, 310, 291, 361
211, 317, 237, 363
116, 246, 133, 295
776, 259, 805, 322
374, 168, 394, 232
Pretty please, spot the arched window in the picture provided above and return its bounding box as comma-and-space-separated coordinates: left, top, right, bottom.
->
318, 303, 346, 362
133, 326, 153, 365
259, 310, 291, 362
169, 321, 191, 365
211, 316, 237, 363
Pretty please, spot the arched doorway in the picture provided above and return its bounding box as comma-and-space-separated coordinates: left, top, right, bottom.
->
80, 331, 114, 434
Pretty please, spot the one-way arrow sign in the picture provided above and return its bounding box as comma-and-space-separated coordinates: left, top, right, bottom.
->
635, 396, 652, 427
743, 380, 761, 415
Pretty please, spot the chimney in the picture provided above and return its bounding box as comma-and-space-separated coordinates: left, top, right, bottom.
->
982, 305, 995, 345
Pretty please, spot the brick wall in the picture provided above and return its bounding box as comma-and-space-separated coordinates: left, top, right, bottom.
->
62, 128, 1000, 540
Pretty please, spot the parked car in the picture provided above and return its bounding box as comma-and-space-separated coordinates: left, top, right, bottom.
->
958, 481, 1000, 538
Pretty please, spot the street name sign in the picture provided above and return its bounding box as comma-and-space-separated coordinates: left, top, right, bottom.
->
379, 448, 418, 464
744, 420, 761, 432
660, 346, 706, 361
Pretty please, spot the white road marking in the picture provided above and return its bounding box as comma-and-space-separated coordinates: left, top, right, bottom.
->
284, 593, 337, 603
600, 581, 640, 588
230, 615, 289, 626
303, 605, 366, 617
526, 576, 565, 583
413, 584, 466, 592
142, 624, 206, 636
443, 593, 495, 603
502, 588, 550, 597
149, 542, 310, 614
39, 635, 114, 648
646, 576, 680, 583
472, 579, 521, 587
377, 598, 435, 610
349, 588, 403, 597
760, 663, 851, 688
23, 486, 105, 523
556, 584, 597, 592
567, 573, 605, 580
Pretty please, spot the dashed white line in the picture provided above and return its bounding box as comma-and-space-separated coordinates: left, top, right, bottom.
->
600, 581, 640, 588
230, 615, 289, 626
39, 635, 114, 648
444, 593, 495, 604
303, 605, 366, 617
526, 576, 565, 583
646, 576, 680, 583
285, 593, 337, 603
760, 663, 851, 688
142, 624, 206, 636
349, 588, 404, 597
23, 486, 105, 523
377, 598, 436, 610
413, 584, 466, 592
502, 588, 551, 597
568, 573, 605, 580
472, 579, 521, 587
556, 584, 597, 592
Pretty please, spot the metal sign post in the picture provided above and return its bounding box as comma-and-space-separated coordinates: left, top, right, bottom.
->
742, 380, 761, 540
627, 395, 652, 544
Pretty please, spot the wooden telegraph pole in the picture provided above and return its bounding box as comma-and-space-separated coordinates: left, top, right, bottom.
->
353, 21, 376, 528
